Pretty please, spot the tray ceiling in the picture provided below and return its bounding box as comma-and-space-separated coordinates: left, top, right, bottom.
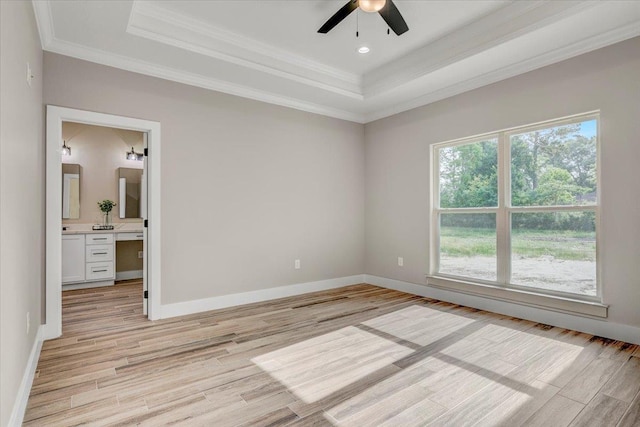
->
33, 1, 640, 123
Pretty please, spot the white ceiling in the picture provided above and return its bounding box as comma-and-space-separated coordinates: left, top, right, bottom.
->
33, 0, 640, 123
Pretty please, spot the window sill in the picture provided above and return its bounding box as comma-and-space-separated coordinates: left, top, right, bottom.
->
426, 275, 608, 318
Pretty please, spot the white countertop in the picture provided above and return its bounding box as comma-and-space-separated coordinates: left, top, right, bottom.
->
62, 223, 143, 235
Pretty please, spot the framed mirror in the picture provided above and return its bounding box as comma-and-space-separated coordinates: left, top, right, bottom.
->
118, 167, 143, 218
62, 164, 81, 219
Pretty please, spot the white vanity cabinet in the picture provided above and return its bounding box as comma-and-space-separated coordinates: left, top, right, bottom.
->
62, 234, 85, 283
62, 232, 115, 287
85, 234, 115, 281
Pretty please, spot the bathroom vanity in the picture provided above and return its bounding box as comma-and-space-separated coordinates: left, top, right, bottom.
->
62, 225, 143, 290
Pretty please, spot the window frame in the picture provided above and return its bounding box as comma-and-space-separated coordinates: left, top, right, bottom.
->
430, 112, 602, 307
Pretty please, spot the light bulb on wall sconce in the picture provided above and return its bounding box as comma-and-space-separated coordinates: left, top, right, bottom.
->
126, 147, 143, 161
359, 0, 386, 13
61, 140, 71, 156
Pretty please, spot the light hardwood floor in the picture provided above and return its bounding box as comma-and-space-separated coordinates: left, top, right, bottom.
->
25, 282, 640, 426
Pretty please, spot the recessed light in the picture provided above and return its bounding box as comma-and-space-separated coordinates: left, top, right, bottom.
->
358, 46, 370, 54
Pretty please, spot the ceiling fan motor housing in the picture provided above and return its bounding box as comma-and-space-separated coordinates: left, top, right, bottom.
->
318, 0, 408, 36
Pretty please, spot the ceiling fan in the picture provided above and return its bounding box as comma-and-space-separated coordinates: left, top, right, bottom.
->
318, 0, 409, 36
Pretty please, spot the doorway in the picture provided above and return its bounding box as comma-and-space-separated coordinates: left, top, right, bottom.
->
45, 106, 161, 340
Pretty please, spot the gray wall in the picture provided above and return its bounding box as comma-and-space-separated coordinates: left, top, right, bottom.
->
3, 17, 639, 421
0, 2, 44, 425
365, 37, 640, 328
44, 53, 366, 305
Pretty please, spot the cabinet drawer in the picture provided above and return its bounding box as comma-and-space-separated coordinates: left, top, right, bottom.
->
85, 244, 113, 262
86, 233, 114, 245
116, 232, 144, 241
86, 262, 114, 281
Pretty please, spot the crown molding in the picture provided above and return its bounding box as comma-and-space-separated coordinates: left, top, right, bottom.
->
363, 0, 600, 98
32, 0, 364, 122
127, 0, 363, 100
43, 37, 366, 123
364, 20, 640, 123
31, 0, 640, 125
31, 0, 55, 49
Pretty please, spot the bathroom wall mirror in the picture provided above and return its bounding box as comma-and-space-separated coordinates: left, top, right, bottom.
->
118, 167, 143, 218
62, 163, 81, 219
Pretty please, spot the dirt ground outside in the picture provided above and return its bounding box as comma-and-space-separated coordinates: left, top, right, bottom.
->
440, 255, 597, 296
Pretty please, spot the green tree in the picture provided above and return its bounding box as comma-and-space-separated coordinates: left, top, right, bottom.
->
439, 140, 497, 208
510, 123, 598, 207
535, 167, 589, 206
555, 135, 596, 190
439, 121, 596, 230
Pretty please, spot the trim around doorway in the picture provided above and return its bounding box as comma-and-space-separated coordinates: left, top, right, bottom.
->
45, 106, 162, 339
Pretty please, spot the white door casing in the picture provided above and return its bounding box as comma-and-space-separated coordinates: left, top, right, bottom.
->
46, 106, 161, 339
142, 132, 148, 316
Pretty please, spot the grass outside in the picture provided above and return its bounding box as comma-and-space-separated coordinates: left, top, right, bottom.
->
440, 226, 596, 261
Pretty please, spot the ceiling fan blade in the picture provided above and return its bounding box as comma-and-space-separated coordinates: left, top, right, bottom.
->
378, 0, 409, 35
318, 0, 358, 33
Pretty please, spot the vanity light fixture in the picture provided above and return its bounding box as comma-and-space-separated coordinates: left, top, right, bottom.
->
126, 147, 143, 161
61, 140, 71, 156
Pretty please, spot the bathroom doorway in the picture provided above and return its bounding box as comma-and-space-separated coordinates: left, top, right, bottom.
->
45, 106, 161, 340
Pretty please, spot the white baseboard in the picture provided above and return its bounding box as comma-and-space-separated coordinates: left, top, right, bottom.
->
62, 280, 114, 291
159, 275, 365, 319
42, 322, 60, 341
126, 270, 640, 343
116, 270, 143, 281
9, 325, 44, 426
365, 274, 640, 345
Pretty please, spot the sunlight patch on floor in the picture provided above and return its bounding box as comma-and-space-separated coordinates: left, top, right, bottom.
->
253, 305, 589, 425
251, 326, 414, 404
323, 361, 446, 426
362, 305, 477, 347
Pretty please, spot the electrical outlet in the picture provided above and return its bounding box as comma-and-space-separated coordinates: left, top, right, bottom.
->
398, 257, 404, 267
138, 251, 144, 259
294, 259, 301, 270
26, 312, 30, 335
26, 62, 33, 86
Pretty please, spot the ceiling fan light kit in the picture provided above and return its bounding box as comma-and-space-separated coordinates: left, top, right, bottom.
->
318, 0, 409, 36
359, 0, 386, 13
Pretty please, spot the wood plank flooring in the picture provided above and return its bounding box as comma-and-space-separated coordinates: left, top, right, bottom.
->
25, 282, 640, 426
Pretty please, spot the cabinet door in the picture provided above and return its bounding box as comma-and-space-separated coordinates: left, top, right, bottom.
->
62, 235, 85, 283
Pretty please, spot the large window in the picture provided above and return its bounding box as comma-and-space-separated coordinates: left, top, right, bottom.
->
433, 114, 598, 300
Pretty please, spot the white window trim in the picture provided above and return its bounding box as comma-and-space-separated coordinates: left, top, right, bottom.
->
429, 111, 605, 317
426, 275, 607, 318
